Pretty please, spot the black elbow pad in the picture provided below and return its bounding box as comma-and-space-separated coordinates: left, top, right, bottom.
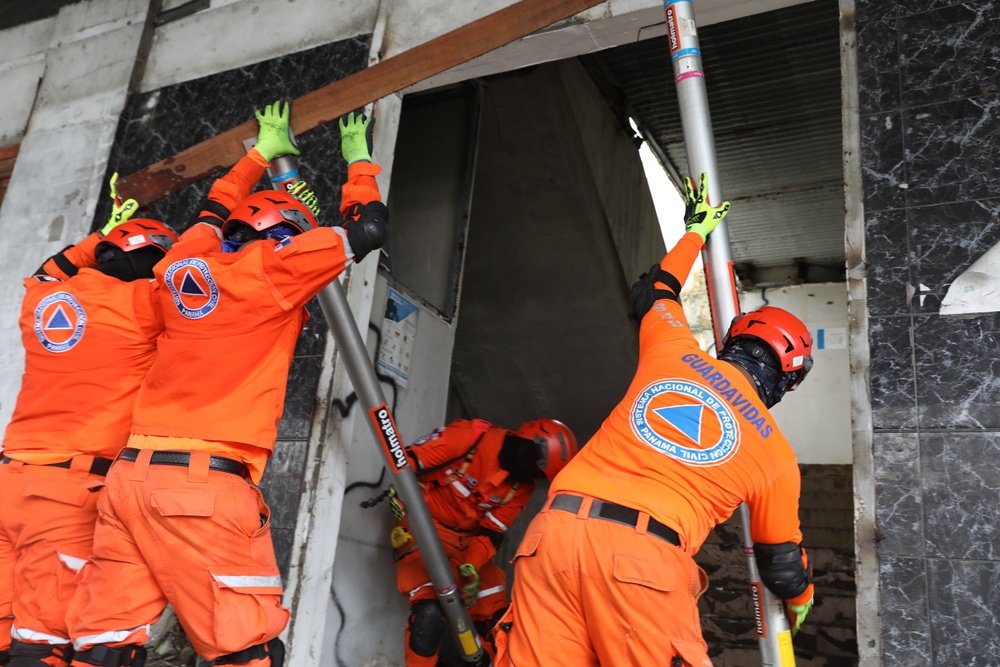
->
628, 263, 681, 321
753, 542, 811, 600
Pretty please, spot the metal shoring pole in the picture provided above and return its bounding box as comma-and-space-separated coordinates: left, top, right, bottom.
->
661, 2, 796, 665
265, 150, 489, 665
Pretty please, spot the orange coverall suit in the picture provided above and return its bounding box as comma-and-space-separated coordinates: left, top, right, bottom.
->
495, 232, 814, 667
0, 234, 161, 659
396, 419, 533, 666
66, 150, 383, 664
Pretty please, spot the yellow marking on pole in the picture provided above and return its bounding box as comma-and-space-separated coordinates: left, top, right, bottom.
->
777, 630, 796, 665
458, 630, 479, 656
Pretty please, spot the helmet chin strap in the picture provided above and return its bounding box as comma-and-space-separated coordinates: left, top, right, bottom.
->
718, 339, 788, 408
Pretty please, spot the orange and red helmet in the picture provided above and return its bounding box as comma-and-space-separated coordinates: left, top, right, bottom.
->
97, 218, 178, 255
222, 190, 316, 239
517, 419, 578, 482
723, 306, 813, 389
719, 306, 813, 408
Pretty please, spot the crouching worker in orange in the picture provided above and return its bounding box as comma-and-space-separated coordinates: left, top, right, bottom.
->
0, 181, 177, 667
65, 103, 388, 667
391, 418, 577, 666
494, 174, 816, 667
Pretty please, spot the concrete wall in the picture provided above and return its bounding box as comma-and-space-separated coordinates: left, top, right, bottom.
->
742, 284, 852, 465
856, 1, 1000, 664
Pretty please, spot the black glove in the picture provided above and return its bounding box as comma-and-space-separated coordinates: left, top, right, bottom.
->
344, 201, 388, 262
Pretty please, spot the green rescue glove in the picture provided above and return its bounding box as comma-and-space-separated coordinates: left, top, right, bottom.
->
339, 112, 375, 165
254, 100, 299, 163
101, 172, 139, 236
286, 180, 321, 218
684, 172, 731, 243
458, 563, 480, 607
785, 595, 814, 636
387, 486, 406, 520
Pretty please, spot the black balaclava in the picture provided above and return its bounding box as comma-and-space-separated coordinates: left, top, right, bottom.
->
718, 336, 788, 408
499, 433, 543, 484
95, 246, 165, 282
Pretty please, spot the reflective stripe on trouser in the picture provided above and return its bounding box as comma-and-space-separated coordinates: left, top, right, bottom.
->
493, 503, 713, 667
66, 451, 289, 660
395, 526, 509, 666
0, 464, 103, 649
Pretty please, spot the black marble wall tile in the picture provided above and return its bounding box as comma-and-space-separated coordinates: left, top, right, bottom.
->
861, 112, 906, 212
280, 355, 324, 439
927, 558, 1000, 665
856, 2, 899, 24
912, 314, 1000, 429
873, 432, 923, 555
907, 198, 1000, 315
868, 315, 917, 431
857, 20, 900, 114
866, 208, 909, 317
903, 97, 1000, 208
921, 432, 1000, 559
260, 439, 309, 576
879, 556, 931, 666
260, 439, 309, 528
270, 527, 296, 582
898, 2, 1000, 109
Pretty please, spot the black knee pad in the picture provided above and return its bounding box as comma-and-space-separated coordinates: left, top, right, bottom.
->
72, 644, 145, 667
215, 638, 284, 667
408, 600, 446, 658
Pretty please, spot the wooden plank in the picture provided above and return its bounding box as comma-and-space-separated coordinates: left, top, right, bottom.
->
0, 144, 18, 206
117, 0, 605, 205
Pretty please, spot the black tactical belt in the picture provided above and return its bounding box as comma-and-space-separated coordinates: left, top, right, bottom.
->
116, 448, 249, 478
1, 455, 113, 477
550, 493, 681, 547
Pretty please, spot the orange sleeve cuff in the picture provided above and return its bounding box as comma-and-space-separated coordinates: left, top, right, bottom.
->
207, 152, 268, 210
42, 231, 103, 277
787, 583, 814, 607
340, 161, 383, 216
656, 231, 704, 291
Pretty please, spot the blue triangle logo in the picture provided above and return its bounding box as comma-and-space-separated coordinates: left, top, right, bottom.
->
44, 304, 74, 330
653, 404, 703, 442
180, 270, 208, 296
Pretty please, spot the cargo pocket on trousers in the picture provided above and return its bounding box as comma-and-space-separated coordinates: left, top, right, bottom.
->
612, 553, 676, 592
26, 481, 91, 507
150, 489, 217, 518
511, 532, 542, 564
208, 566, 289, 654
670, 639, 713, 666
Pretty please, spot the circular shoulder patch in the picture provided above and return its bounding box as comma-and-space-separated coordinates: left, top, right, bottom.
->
164, 258, 220, 319
629, 379, 741, 467
33, 291, 87, 353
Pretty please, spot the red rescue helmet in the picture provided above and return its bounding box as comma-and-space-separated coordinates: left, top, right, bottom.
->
723, 305, 813, 390
222, 190, 317, 239
97, 218, 178, 255
517, 419, 578, 482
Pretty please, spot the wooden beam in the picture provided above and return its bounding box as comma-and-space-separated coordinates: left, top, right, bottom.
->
117, 0, 604, 205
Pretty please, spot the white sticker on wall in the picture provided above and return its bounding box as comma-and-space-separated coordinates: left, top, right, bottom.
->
815, 327, 846, 350
377, 288, 419, 389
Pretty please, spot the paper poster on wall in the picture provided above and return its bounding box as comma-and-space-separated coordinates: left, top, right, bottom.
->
377, 288, 419, 389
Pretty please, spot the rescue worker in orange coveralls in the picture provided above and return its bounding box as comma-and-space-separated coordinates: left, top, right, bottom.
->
392, 418, 577, 666
0, 182, 178, 667
66, 102, 388, 667
494, 173, 816, 667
